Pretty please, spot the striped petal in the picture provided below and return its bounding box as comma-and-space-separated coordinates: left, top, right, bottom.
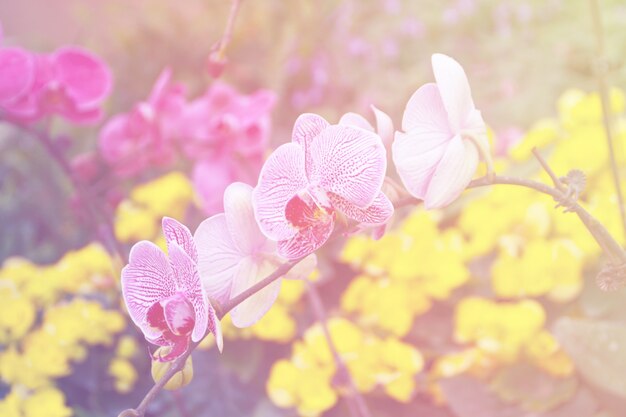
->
162, 217, 197, 263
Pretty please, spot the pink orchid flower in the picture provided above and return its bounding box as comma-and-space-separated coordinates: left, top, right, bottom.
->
0, 46, 112, 123
194, 182, 316, 327
121, 217, 222, 361
392, 53, 493, 209
339, 105, 394, 151
252, 114, 394, 259
99, 69, 183, 178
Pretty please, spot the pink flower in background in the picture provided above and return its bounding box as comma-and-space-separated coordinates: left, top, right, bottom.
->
253, 113, 393, 259
194, 183, 316, 327
121, 217, 222, 361
99, 69, 184, 178
0, 44, 112, 123
392, 53, 492, 209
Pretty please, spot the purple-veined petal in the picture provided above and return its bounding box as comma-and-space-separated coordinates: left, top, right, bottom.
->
283, 253, 317, 280
292, 113, 329, 178
253, 142, 308, 241
309, 124, 386, 208
371, 105, 394, 149
424, 134, 479, 209
329, 191, 393, 225
162, 217, 198, 263
194, 214, 242, 305
121, 241, 176, 340
224, 182, 267, 255
162, 293, 195, 336
154, 337, 190, 362
431, 53, 475, 132
277, 215, 335, 260
0, 47, 34, 104
392, 129, 450, 199
168, 243, 209, 343
339, 112, 374, 131
230, 257, 283, 328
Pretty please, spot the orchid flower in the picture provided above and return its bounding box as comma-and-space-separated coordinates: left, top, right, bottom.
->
339, 105, 394, 151
252, 113, 393, 259
194, 182, 316, 328
121, 217, 222, 361
392, 53, 493, 209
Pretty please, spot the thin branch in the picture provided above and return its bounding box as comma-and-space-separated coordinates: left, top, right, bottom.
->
531, 148, 565, 190
215, 0, 244, 60
306, 282, 372, 417
589, 0, 626, 240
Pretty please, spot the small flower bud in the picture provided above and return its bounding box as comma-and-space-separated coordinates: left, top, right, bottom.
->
151, 347, 193, 390
596, 263, 626, 291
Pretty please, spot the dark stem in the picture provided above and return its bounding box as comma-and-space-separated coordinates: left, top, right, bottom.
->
589, 0, 626, 240
306, 282, 372, 417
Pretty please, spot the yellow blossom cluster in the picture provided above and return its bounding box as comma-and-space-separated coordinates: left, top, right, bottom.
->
114, 172, 195, 243
0, 243, 130, 415
267, 318, 423, 416
341, 210, 469, 336
108, 336, 140, 393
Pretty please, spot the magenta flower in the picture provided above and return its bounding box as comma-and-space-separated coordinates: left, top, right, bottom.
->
195, 182, 316, 327
99, 69, 184, 178
121, 217, 222, 361
392, 53, 492, 209
0, 46, 111, 123
252, 114, 393, 259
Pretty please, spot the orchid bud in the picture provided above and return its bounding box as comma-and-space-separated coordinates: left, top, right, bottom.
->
151, 347, 194, 390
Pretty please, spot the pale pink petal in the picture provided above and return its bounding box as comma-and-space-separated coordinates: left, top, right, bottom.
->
292, 113, 329, 177
402, 83, 451, 134
277, 215, 335, 260
162, 217, 198, 263
223, 182, 267, 255
252, 142, 308, 241
329, 191, 393, 225
148, 68, 172, 105
194, 214, 242, 304
0, 47, 34, 104
339, 112, 374, 131
283, 253, 317, 280
53, 47, 112, 109
431, 53, 474, 132
211, 312, 223, 352
424, 134, 479, 209
121, 241, 176, 340
230, 257, 283, 328
371, 105, 394, 149
309, 124, 386, 208
168, 243, 209, 343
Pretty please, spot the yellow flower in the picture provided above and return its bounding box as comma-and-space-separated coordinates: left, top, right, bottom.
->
131, 171, 194, 219
22, 388, 72, 417
116, 336, 139, 359
0, 389, 21, 417
525, 330, 574, 377
0, 286, 36, 344
251, 303, 297, 343
509, 118, 560, 161
109, 358, 138, 394
114, 200, 159, 243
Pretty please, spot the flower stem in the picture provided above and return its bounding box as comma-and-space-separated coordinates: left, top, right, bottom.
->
588, 0, 626, 241
306, 282, 372, 417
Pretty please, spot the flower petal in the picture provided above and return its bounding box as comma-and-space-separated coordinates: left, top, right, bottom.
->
230, 257, 283, 328
53, 47, 112, 109
392, 129, 450, 199
253, 142, 308, 241
401, 82, 451, 134
371, 105, 394, 149
162, 217, 198, 263
224, 182, 267, 255
0, 47, 34, 104
168, 243, 209, 343
283, 253, 317, 280
329, 191, 394, 225
309, 124, 386, 208
292, 113, 329, 178
431, 53, 475, 132
277, 215, 335, 260
194, 214, 242, 305
339, 112, 374, 131
424, 134, 479, 209
121, 241, 176, 340
162, 293, 195, 336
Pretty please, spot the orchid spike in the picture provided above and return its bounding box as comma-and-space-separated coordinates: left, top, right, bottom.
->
195, 182, 316, 328
392, 53, 493, 209
252, 113, 394, 259
121, 217, 222, 361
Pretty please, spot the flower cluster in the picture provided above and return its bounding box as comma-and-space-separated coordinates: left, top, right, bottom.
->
0, 36, 111, 123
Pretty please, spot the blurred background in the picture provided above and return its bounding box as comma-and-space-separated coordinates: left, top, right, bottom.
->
1, 1, 626, 416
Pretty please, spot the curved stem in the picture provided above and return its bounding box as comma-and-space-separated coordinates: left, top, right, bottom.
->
306, 282, 372, 417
